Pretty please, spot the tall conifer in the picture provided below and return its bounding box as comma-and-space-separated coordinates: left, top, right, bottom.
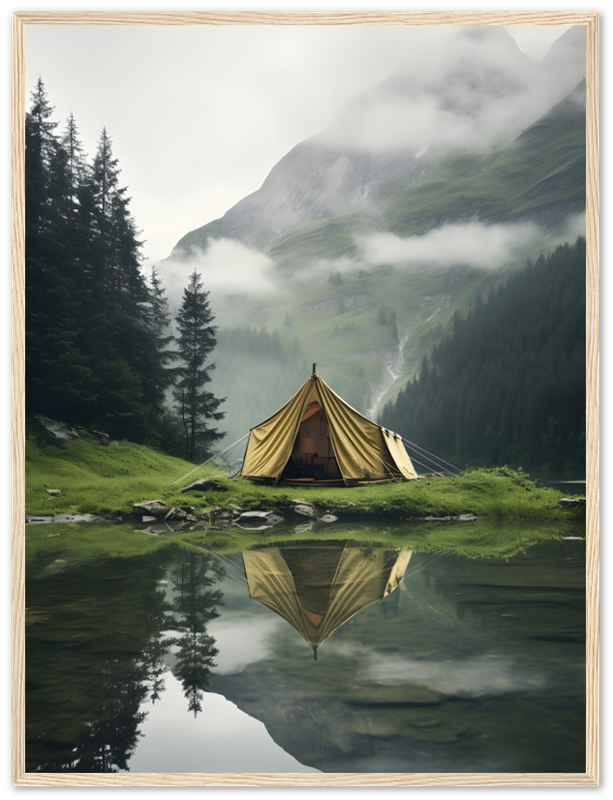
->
173, 270, 225, 461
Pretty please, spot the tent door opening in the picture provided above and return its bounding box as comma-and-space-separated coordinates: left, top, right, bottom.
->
282, 403, 340, 482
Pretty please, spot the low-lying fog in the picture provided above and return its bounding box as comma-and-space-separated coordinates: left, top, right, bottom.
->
154, 213, 586, 308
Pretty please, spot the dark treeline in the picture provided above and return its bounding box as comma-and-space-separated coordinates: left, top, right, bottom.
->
25, 79, 223, 459
381, 238, 586, 472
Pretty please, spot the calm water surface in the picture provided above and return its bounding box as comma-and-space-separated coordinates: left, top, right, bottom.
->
26, 525, 586, 774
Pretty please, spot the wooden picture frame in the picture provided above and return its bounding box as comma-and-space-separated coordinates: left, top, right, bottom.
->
12, 10, 599, 788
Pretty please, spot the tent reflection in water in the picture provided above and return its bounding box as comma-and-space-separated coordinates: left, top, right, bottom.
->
242, 543, 412, 659
240, 367, 417, 485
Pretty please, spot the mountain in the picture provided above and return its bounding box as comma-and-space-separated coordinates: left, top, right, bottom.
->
268, 78, 585, 271
158, 26, 586, 440
170, 26, 584, 259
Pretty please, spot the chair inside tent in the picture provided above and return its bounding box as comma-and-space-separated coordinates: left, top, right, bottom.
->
240, 368, 417, 486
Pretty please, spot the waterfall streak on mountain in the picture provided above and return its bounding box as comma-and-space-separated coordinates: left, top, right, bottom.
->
367, 332, 411, 421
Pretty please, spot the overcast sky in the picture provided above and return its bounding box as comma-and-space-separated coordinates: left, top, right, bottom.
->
25, 21, 573, 265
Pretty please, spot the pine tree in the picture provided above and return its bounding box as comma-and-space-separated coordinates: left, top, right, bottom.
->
89, 128, 145, 300
173, 270, 225, 461
25, 79, 183, 443
25, 81, 96, 419
25, 78, 59, 233
61, 113, 87, 200
139, 267, 175, 413
146, 267, 173, 353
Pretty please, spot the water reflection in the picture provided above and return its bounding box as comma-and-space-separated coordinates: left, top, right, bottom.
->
207, 540, 586, 773
25, 554, 173, 772
25, 532, 586, 774
242, 542, 412, 659
167, 551, 223, 715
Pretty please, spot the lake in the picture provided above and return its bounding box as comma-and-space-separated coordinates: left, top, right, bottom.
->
25, 522, 586, 774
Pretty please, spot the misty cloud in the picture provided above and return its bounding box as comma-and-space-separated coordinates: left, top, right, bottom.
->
155, 238, 279, 309
208, 615, 282, 675
298, 215, 585, 282
318, 26, 585, 155
357, 222, 541, 270
179, 215, 585, 295
562, 212, 587, 241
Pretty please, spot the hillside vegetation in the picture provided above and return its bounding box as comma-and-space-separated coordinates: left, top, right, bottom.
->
381, 238, 586, 471
267, 81, 585, 271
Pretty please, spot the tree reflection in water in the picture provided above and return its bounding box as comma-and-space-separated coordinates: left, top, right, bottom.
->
168, 550, 224, 715
25, 548, 224, 771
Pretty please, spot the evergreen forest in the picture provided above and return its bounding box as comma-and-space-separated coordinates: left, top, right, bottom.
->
24, 79, 310, 463
380, 238, 586, 472
25, 79, 223, 460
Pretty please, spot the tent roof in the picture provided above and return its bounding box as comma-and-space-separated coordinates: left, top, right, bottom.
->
241, 372, 417, 484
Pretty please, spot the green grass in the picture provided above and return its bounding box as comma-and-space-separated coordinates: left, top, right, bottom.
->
25, 430, 210, 517
26, 424, 578, 524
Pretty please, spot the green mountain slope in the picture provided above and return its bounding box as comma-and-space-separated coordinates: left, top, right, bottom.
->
268, 80, 585, 270
385, 80, 585, 234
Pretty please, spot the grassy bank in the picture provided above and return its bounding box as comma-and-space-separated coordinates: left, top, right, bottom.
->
25, 424, 580, 523
26, 516, 584, 574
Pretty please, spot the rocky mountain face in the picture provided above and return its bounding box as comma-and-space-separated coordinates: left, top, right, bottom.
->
170, 25, 585, 260
187, 144, 429, 253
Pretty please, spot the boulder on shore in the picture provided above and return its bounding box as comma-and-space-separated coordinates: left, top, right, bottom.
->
181, 479, 228, 493
132, 500, 169, 517
164, 507, 190, 522
292, 503, 315, 518
35, 415, 81, 441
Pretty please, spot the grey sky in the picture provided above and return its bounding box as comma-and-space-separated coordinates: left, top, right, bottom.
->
25, 22, 572, 265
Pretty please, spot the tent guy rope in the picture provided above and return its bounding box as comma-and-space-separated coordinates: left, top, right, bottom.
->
169, 432, 250, 486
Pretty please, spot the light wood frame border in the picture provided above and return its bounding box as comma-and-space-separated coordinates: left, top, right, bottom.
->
11, 10, 599, 788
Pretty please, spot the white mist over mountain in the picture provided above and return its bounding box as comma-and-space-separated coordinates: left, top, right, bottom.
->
167, 25, 585, 263
296, 26, 585, 158
356, 223, 542, 270
287, 213, 586, 281
24, 22, 578, 264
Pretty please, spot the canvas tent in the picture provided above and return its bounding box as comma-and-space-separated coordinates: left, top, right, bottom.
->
240, 369, 417, 485
242, 543, 413, 658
